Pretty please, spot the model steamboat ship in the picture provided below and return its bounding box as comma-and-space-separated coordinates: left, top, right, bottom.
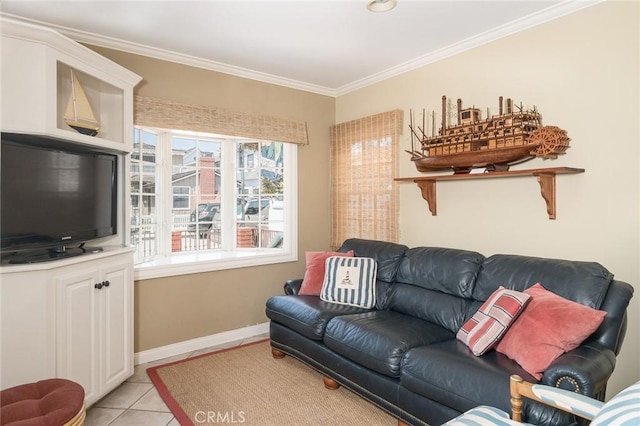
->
408, 96, 570, 174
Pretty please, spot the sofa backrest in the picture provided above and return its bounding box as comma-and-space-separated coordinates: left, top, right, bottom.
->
388, 247, 485, 334
336, 240, 633, 353
473, 254, 613, 307
472, 254, 631, 354
339, 238, 408, 283
338, 238, 408, 308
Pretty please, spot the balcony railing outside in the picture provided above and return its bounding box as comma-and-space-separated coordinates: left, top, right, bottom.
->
132, 225, 283, 261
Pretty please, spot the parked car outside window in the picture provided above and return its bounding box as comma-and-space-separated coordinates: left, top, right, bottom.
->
189, 201, 246, 235
243, 198, 272, 221
188, 203, 220, 234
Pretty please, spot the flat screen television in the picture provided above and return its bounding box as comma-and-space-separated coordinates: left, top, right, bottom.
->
1, 133, 118, 263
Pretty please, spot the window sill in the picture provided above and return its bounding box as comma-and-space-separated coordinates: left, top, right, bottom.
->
133, 249, 297, 280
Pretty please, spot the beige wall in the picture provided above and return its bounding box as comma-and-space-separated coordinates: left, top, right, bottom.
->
92, 0, 638, 397
90, 47, 335, 353
336, 1, 639, 396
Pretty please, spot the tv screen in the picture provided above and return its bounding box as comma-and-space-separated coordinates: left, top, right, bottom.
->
1, 133, 117, 262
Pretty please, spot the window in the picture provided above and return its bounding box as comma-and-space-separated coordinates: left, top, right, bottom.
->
131, 127, 297, 279
172, 186, 190, 209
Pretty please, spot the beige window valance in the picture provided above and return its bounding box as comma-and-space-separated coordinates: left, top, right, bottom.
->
134, 96, 309, 145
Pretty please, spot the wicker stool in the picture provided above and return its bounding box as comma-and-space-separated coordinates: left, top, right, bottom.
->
0, 378, 85, 426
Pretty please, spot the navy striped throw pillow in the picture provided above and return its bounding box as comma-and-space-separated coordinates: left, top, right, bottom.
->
320, 256, 377, 309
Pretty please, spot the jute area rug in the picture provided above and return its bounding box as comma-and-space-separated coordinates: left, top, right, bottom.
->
147, 340, 397, 425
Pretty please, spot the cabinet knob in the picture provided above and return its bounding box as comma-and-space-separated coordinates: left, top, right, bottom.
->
94, 281, 110, 289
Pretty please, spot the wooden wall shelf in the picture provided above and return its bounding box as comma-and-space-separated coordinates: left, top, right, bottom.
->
395, 167, 585, 220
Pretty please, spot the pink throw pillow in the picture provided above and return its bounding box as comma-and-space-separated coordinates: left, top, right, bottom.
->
495, 283, 607, 380
299, 250, 354, 296
457, 286, 530, 356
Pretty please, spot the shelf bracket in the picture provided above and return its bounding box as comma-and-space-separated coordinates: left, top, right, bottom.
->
416, 180, 437, 216
395, 167, 584, 220
535, 172, 556, 220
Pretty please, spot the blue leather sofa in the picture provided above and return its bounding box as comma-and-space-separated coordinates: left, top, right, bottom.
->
265, 239, 634, 425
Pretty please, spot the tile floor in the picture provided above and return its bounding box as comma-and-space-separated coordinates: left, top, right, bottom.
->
85, 333, 270, 426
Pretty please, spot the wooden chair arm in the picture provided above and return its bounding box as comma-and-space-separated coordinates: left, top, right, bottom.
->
510, 375, 603, 422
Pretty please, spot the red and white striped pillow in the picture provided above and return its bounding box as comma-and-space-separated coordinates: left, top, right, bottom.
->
457, 287, 531, 356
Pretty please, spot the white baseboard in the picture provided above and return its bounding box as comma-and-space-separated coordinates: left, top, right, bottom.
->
134, 322, 270, 365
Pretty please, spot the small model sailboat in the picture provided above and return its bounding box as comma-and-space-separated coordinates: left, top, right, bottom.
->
64, 70, 99, 136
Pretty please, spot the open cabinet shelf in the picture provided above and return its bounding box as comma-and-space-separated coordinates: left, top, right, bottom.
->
56, 61, 125, 145
1, 17, 140, 153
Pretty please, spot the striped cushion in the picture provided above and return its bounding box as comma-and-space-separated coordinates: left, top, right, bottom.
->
457, 287, 530, 356
320, 256, 377, 309
442, 406, 529, 425
591, 381, 640, 426
531, 384, 603, 420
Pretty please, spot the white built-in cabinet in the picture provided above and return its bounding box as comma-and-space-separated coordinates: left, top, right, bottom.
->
56, 251, 133, 405
0, 16, 141, 406
1, 249, 134, 406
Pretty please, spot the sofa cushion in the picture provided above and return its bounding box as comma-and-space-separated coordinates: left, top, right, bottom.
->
265, 295, 370, 340
299, 250, 354, 296
495, 283, 607, 380
320, 256, 377, 308
324, 310, 453, 378
338, 238, 408, 284
401, 339, 536, 414
473, 254, 613, 309
395, 247, 485, 298
402, 340, 576, 425
386, 283, 474, 334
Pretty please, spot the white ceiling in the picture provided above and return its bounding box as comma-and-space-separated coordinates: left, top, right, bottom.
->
0, 1, 600, 96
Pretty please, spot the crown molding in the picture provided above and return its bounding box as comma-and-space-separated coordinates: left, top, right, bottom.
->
2, 1, 603, 99
0, 13, 336, 97
68, 30, 338, 97
0, 15, 142, 86
334, 0, 604, 96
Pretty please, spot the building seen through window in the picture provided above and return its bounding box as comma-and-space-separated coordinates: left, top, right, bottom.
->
130, 127, 290, 265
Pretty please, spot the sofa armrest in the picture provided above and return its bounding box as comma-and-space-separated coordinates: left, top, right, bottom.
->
284, 278, 303, 295
541, 344, 616, 399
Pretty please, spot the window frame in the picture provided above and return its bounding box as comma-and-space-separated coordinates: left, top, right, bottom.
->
132, 127, 298, 281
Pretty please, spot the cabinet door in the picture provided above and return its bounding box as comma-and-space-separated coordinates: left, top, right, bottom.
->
100, 258, 133, 395
56, 255, 133, 406
57, 270, 101, 404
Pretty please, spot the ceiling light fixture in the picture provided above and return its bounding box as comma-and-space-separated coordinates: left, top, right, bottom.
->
367, 0, 397, 13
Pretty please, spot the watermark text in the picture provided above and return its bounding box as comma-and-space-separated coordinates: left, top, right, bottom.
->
194, 411, 246, 424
